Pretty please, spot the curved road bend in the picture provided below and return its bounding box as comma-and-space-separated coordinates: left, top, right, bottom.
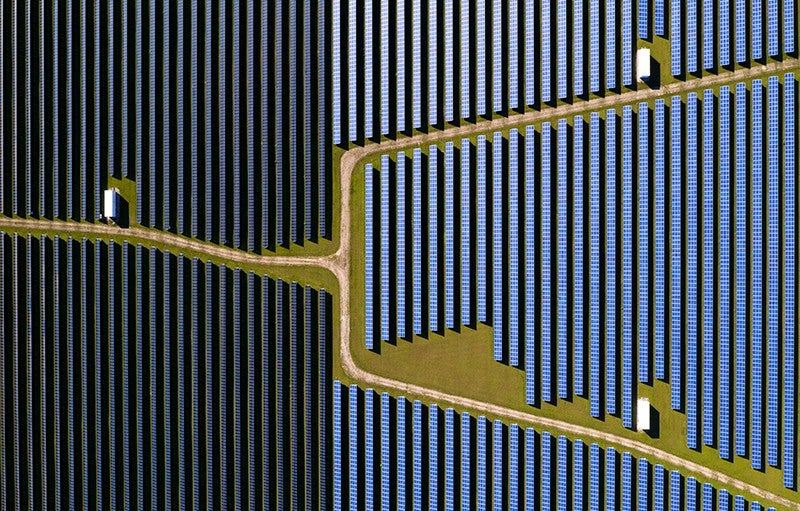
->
4, 57, 800, 509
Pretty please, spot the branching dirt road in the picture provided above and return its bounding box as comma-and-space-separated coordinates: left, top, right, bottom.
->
4, 58, 800, 509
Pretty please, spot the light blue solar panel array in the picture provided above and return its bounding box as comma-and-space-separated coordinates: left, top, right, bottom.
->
493, 420, 504, 510
687, 93, 699, 450
786, 0, 796, 52
590, 0, 600, 92
542, 433, 552, 511
444, 0, 454, 122
349, 385, 360, 511
430, 146, 440, 333
509, 0, 519, 109
526, 429, 537, 511
413, 401, 424, 510
671, 0, 682, 75
590, 113, 601, 417
414, 149, 423, 335
461, 0, 470, 120
525, 127, 537, 405
606, 0, 616, 88
558, 0, 568, 99
670, 471, 682, 511
348, 0, 357, 142
461, 412, 472, 510
655, 99, 666, 381
542, 123, 553, 402
622, 0, 633, 85
412, 0, 421, 129
478, 419, 490, 509
621, 452, 632, 511
605, 447, 617, 511
639, 0, 649, 37
719, 87, 732, 460
510, 426, 520, 509
430, 405, 439, 511
638, 458, 649, 511
720, 489, 730, 511
622, 106, 634, 429
429, 0, 438, 126
671, 96, 683, 411
735, 495, 746, 511
736, 0, 747, 62
445, 409, 456, 511
753, 0, 763, 59
332, 0, 341, 144
574, 0, 584, 96
333, 381, 343, 510
558, 436, 568, 511
655, 0, 665, 33
687, 0, 698, 72
574, 117, 585, 396
785, 72, 796, 490
720, 0, 730, 65
382, 393, 392, 511
687, 477, 699, 510
381, 155, 391, 342
767, 77, 780, 468
703, 482, 714, 511
606, 111, 617, 416
654, 464, 665, 511
366, 164, 375, 349
365, 391, 376, 510
558, 120, 569, 398
589, 444, 601, 511
493, 0, 504, 111
364, 0, 374, 137
525, 0, 537, 105
735, 82, 748, 458
381, 0, 390, 135
397, 398, 407, 509
445, 143, 456, 330
478, 0, 488, 114
397, 154, 407, 339
510, 130, 521, 367
494, 131, 504, 361
703, 0, 714, 69
462, 139, 472, 326
478, 136, 489, 323
752, 81, 764, 470
574, 440, 584, 509
542, 0, 552, 103
703, 89, 715, 448
639, 102, 650, 384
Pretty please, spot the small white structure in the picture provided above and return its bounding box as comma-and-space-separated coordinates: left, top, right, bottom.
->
104, 188, 119, 221
637, 48, 652, 81
637, 397, 651, 431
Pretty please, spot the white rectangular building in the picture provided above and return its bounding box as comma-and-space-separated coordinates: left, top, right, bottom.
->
104, 189, 118, 220
637, 397, 651, 431
637, 48, 651, 81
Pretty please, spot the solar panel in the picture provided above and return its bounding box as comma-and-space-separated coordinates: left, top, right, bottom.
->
589, 444, 601, 511
412, 0, 422, 129
786, 0, 796, 52
478, 136, 489, 323
558, 436, 569, 511
365, 0, 373, 137
398, 398, 407, 509
687, 93, 699, 449
574, 116, 585, 396
510, 130, 521, 367
703, 89, 715, 447
574, 440, 584, 509
333, 381, 344, 510
639, 102, 650, 384
494, 131, 505, 360
735, 82, 748, 457
525, 0, 537, 105
429, 0, 438, 125
397, 0, 407, 132
686, 477, 698, 510
735, 0, 747, 62
574, 0, 584, 95
703, 483, 714, 511
525, 127, 537, 405
349, 385, 360, 511
493, 420, 504, 510
526, 429, 537, 511
509, 425, 520, 509
785, 72, 797, 490
558, 120, 569, 397
703, 0, 714, 69
753, 0, 763, 59
381, 156, 391, 342
461, 412, 473, 508
430, 146, 440, 333
687, 0, 697, 72
752, 80, 764, 470
735, 495, 746, 511
605, 448, 617, 511
347, 0, 357, 142
509, 0, 519, 108
720, 0, 730, 65
622, 106, 634, 429
445, 143, 456, 330
621, 452, 632, 511
462, 139, 472, 326
590, 113, 601, 417
366, 391, 376, 510
332, 0, 341, 144
671, 96, 683, 411
461, 0, 470, 119
622, 0, 633, 85
654, 464, 665, 511
655, 0, 665, 35
671, 0, 682, 75
430, 405, 440, 511
542, 0, 552, 102
542, 432, 552, 511
444, 0, 454, 121
361, 164, 374, 343
542, 123, 553, 402
638, 459, 649, 511
606, 0, 616, 88
382, 393, 392, 511
670, 471, 682, 511
719, 86, 732, 460
590, 0, 600, 91
477, 417, 489, 510
767, 76, 780, 467
719, 489, 730, 511
397, 154, 407, 339
606, 111, 617, 416
445, 409, 456, 510
493, 0, 504, 111
477, 0, 487, 115
414, 149, 424, 335
639, 0, 649, 38
558, 0, 568, 99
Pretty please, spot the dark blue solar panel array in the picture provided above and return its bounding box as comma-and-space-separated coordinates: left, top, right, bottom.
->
0, 234, 333, 509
